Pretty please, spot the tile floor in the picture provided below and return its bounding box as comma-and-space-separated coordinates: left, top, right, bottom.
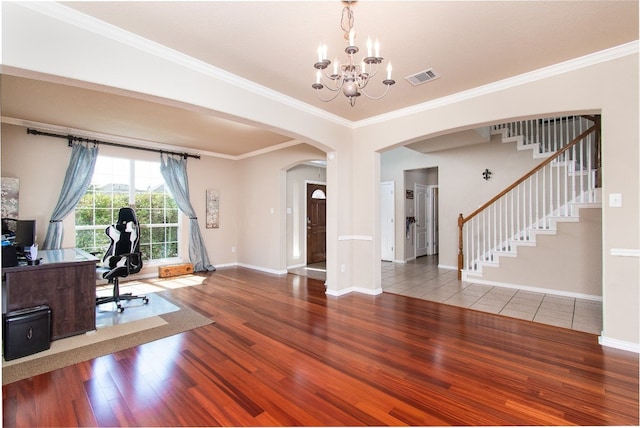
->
382, 256, 602, 335
289, 257, 602, 334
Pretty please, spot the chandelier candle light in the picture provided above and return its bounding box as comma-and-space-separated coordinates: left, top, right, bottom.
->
312, 1, 395, 106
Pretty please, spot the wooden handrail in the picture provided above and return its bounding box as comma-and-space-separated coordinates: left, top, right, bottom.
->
461, 123, 597, 225
457, 118, 600, 279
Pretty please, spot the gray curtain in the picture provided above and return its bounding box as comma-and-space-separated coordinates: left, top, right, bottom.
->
42, 142, 99, 250
160, 154, 215, 272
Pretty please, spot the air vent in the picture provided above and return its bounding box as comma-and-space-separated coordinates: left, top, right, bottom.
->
405, 68, 440, 86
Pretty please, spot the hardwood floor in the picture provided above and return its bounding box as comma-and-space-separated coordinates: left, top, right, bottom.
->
3, 267, 638, 426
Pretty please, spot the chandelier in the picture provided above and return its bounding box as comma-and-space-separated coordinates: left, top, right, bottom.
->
312, 1, 395, 107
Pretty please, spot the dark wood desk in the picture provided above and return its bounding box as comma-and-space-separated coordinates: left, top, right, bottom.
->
2, 248, 98, 340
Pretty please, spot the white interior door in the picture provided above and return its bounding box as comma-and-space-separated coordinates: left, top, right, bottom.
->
380, 181, 394, 261
415, 183, 428, 257
426, 185, 439, 255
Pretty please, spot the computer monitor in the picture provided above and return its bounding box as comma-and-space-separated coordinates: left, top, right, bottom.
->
14, 220, 36, 249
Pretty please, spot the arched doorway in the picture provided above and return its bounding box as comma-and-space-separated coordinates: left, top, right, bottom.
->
285, 162, 327, 280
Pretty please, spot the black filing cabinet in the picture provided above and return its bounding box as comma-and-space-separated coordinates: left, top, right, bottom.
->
3, 305, 51, 361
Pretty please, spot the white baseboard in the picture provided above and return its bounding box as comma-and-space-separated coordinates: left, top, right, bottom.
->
354, 286, 383, 296
462, 277, 602, 301
325, 287, 351, 297
325, 286, 383, 297
211, 262, 236, 269
236, 263, 287, 275
287, 263, 306, 270
437, 264, 457, 270
598, 335, 640, 353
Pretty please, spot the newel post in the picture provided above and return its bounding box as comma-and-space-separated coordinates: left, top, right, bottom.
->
457, 213, 464, 280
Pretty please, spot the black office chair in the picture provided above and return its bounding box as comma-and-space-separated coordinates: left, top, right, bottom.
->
96, 207, 149, 312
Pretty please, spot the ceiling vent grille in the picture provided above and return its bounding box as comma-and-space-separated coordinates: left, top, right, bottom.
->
405, 68, 440, 86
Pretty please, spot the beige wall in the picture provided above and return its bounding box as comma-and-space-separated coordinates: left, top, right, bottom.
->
1, 124, 71, 248
480, 208, 602, 297
235, 145, 326, 273
179, 144, 240, 268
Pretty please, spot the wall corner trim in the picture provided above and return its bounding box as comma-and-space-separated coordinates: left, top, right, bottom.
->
325, 286, 383, 296
610, 248, 640, 257
338, 235, 373, 241
598, 335, 640, 353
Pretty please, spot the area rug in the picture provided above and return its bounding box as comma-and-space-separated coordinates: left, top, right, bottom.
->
2, 292, 213, 385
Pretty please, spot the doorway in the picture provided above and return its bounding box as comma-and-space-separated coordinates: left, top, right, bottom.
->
402, 167, 438, 261
415, 183, 439, 257
306, 183, 326, 264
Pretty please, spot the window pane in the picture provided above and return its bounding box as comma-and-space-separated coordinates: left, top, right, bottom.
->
166, 242, 178, 258
151, 226, 165, 242
75, 230, 94, 251
311, 189, 326, 199
139, 226, 150, 245
150, 193, 165, 209
76, 191, 94, 208
166, 209, 179, 223
75, 208, 94, 226
95, 230, 110, 249
151, 243, 165, 259
136, 208, 149, 224
139, 243, 151, 260
95, 208, 113, 226
151, 209, 165, 224
113, 193, 129, 208
167, 226, 178, 242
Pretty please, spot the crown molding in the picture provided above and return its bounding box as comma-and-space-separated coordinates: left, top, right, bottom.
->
15, 1, 352, 129
355, 40, 640, 128
1, 116, 306, 161
235, 140, 308, 160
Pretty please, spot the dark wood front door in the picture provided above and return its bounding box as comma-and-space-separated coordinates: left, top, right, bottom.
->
306, 183, 326, 264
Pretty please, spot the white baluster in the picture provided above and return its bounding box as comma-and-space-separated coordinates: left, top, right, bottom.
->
544, 170, 549, 227
498, 198, 503, 251
587, 132, 593, 199
493, 203, 497, 257
474, 215, 478, 270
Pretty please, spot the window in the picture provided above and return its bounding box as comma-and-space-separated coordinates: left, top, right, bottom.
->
311, 189, 326, 199
75, 156, 180, 262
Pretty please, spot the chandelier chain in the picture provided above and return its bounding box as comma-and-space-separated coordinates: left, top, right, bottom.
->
341, 5, 354, 36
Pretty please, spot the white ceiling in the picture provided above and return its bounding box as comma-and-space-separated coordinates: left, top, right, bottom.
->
2, 1, 638, 158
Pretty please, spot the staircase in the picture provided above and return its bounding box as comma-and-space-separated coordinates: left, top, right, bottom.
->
458, 115, 601, 288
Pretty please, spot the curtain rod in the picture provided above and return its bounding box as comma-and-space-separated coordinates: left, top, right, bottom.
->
26, 128, 201, 160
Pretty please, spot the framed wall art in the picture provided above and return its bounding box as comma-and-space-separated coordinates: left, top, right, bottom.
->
1, 177, 19, 219
206, 188, 219, 229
